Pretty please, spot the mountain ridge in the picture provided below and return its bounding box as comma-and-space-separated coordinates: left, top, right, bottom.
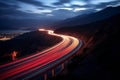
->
54, 6, 120, 28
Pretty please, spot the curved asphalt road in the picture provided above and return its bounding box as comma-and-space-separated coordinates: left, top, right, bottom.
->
0, 29, 83, 80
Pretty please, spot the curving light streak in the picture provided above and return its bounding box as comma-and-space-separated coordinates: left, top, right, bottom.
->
0, 29, 82, 80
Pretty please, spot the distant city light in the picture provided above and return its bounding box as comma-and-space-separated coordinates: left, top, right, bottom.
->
0, 37, 11, 41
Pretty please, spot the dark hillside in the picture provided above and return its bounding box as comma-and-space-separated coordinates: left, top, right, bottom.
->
53, 12, 120, 80
55, 13, 120, 43
0, 31, 62, 64
54, 6, 120, 27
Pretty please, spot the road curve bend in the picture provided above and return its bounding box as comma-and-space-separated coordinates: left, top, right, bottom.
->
0, 29, 83, 80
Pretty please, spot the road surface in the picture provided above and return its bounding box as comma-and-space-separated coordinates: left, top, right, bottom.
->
0, 29, 83, 80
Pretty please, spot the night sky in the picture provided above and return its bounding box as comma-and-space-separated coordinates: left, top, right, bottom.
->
0, 0, 120, 30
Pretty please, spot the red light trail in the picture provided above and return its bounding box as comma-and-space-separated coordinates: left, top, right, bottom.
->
0, 29, 83, 80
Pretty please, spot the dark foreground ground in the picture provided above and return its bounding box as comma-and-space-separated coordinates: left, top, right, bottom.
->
0, 31, 62, 64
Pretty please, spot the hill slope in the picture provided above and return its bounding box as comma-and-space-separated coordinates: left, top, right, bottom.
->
0, 31, 62, 64
54, 10, 120, 80
54, 6, 120, 27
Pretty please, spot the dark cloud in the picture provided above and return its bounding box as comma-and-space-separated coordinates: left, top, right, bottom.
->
0, 1, 48, 19
51, 9, 76, 19
0, 0, 120, 30
0, 1, 22, 18
0, 0, 120, 20
58, 0, 71, 3
53, 0, 71, 5
83, 0, 91, 4
18, 0, 56, 8
0, 7, 48, 20
70, 5, 89, 8
0, 1, 19, 9
18, 0, 43, 6
0, 2, 11, 8
0, 1, 21, 16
